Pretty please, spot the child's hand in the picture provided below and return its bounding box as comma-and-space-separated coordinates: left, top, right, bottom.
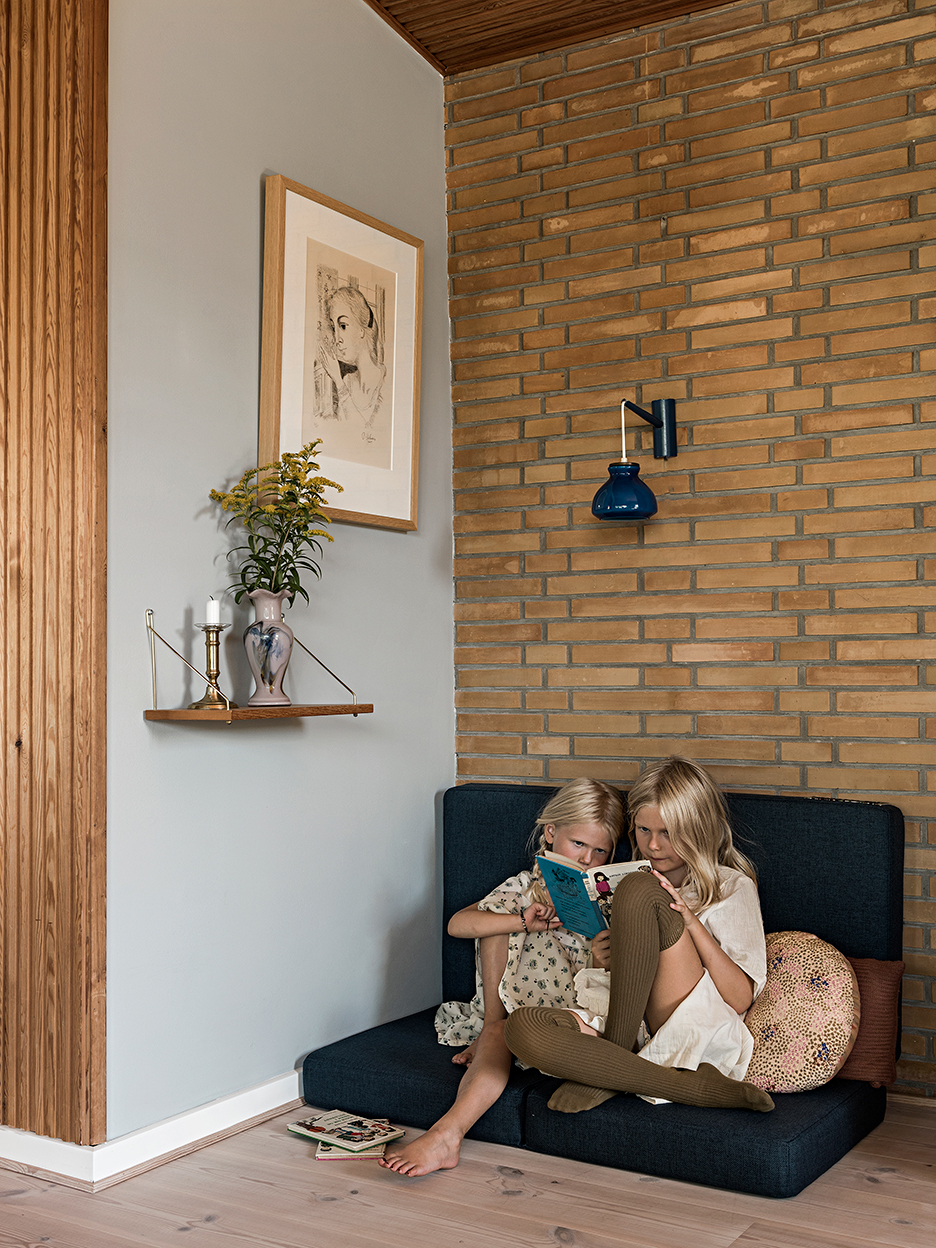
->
651, 869, 696, 927
522, 902, 562, 933
591, 929, 611, 969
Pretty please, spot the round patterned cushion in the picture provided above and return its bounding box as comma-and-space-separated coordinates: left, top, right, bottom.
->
744, 931, 861, 1094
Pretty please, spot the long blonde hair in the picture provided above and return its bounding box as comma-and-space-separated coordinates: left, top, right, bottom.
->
528, 778, 625, 905
627, 756, 756, 911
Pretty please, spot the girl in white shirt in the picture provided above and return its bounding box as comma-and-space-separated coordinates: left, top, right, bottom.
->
505, 756, 775, 1113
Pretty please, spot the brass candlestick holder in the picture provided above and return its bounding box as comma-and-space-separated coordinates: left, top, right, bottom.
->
188, 623, 239, 711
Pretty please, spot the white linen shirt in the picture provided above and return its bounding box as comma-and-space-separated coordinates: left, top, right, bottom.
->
573, 865, 767, 1102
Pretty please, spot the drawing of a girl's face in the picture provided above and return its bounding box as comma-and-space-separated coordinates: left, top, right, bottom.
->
330, 299, 365, 365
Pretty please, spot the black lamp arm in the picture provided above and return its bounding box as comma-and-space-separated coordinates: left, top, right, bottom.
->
623, 400, 663, 428
623, 397, 677, 459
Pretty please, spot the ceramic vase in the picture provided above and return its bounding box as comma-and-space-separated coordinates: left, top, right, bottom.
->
244, 588, 294, 707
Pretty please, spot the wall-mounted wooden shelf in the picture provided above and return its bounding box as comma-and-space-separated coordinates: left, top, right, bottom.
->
144, 704, 373, 723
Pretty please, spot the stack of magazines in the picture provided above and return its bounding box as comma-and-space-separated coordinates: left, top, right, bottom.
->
287, 1110, 405, 1160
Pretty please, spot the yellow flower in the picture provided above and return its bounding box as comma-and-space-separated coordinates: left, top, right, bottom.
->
209, 439, 340, 602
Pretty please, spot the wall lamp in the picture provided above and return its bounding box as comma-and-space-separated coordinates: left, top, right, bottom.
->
591, 398, 678, 522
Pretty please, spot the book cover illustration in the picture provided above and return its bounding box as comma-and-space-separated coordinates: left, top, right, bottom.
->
315, 1118, 393, 1159
536, 854, 653, 939
288, 1110, 404, 1153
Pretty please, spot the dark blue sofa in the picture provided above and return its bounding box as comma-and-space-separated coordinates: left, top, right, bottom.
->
303, 783, 904, 1198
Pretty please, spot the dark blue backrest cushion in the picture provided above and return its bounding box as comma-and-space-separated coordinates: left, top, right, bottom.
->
442, 783, 903, 1005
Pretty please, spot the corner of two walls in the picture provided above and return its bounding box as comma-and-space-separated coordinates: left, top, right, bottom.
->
444, 1, 936, 1094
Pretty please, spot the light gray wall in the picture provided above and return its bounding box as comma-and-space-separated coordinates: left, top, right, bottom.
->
107, 0, 452, 1139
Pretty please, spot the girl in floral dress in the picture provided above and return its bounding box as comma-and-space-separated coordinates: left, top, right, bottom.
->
380, 777, 624, 1177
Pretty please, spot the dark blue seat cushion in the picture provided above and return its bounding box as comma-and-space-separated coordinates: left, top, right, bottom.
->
303, 1007, 888, 1196
523, 1075, 886, 1199
302, 1007, 547, 1148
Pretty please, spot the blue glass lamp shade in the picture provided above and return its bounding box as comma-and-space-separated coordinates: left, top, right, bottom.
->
591, 461, 657, 521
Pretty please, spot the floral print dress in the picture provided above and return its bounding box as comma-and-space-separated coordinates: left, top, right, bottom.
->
434, 869, 590, 1047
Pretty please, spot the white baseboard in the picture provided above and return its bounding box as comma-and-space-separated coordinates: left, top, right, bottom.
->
0, 1070, 302, 1191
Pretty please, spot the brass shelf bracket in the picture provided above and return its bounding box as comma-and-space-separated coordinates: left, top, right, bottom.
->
145, 609, 234, 713
291, 633, 359, 709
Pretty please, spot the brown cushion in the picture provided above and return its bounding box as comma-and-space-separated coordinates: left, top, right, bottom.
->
745, 932, 860, 1094
836, 956, 905, 1087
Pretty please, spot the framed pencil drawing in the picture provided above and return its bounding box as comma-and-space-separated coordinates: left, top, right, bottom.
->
259, 174, 423, 531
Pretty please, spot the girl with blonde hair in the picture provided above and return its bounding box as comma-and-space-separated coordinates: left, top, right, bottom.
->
381, 777, 624, 1176
505, 757, 774, 1114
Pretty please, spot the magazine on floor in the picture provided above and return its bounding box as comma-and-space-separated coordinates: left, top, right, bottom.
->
288, 1110, 404, 1153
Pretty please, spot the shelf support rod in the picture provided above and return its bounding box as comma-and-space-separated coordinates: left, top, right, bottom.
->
147, 609, 158, 710
291, 634, 359, 713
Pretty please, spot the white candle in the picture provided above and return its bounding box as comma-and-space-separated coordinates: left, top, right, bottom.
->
621, 400, 627, 461
205, 598, 220, 624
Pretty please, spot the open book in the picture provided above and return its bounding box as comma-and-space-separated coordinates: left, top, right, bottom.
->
535, 851, 653, 939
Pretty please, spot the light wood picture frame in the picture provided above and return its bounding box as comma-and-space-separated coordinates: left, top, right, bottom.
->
259, 174, 423, 531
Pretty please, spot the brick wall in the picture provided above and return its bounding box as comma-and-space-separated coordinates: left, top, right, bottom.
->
445, 0, 936, 1094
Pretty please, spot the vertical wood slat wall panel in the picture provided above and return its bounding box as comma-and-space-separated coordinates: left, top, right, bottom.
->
0, 0, 107, 1145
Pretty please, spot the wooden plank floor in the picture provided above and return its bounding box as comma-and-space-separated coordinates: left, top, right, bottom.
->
0, 1098, 933, 1247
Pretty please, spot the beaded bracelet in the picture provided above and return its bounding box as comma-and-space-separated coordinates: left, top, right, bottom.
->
520, 910, 529, 934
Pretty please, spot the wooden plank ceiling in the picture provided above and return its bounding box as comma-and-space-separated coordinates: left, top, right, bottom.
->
361, 0, 733, 74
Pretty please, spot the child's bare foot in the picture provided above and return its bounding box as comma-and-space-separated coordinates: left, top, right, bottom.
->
378, 1126, 462, 1176
451, 1039, 477, 1067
